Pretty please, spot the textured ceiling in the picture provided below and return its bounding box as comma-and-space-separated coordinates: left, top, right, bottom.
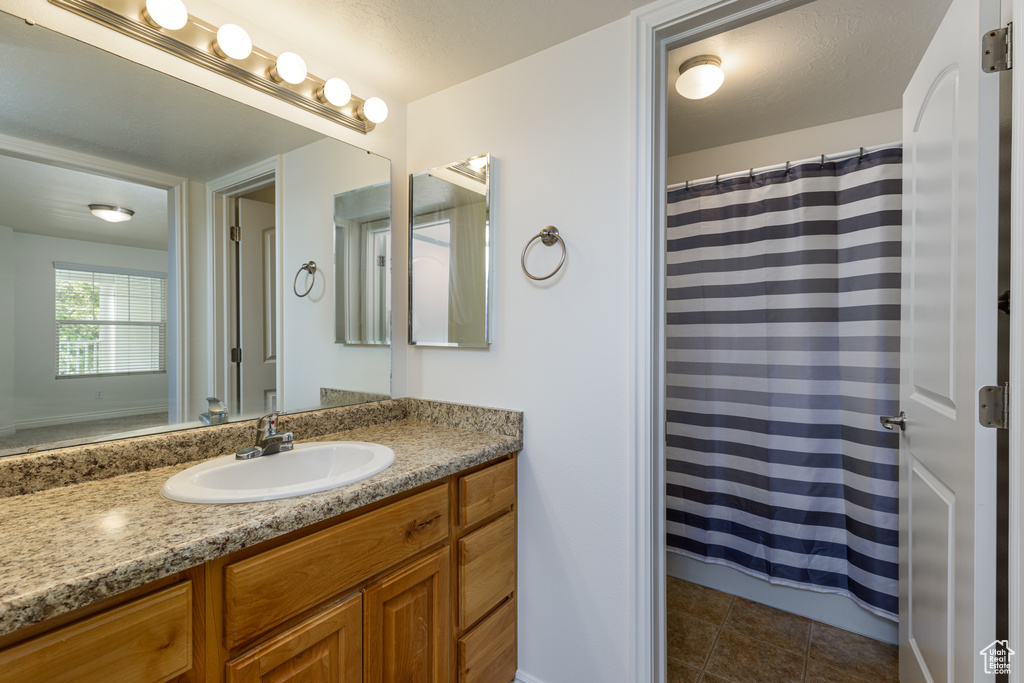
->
666, 0, 951, 156
205, 0, 656, 102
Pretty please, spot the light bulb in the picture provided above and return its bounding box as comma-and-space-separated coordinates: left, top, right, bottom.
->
317, 78, 352, 106
143, 0, 188, 30
359, 97, 388, 123
271, 52, 307, 85
89, 205, 134, 223
214, 24, 252, 60
675, 55, 725, 100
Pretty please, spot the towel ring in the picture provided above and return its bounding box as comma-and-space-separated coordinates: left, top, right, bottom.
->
521, 226, 565, 281
293, 261, 317, 297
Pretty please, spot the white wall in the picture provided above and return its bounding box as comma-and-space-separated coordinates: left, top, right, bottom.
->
281, 138, 391, 409
12, 232, 169, 428
406, 19, 633, 683
0, 226, 13, 436
667, 109, 902, 185
185, 179, 210, 421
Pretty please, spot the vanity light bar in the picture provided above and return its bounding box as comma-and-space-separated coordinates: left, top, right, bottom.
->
49, 0, 382, 134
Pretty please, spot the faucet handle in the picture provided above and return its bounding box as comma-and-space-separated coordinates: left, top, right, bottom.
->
257, 412, 279, 435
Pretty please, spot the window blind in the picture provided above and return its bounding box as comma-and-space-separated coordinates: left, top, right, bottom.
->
54, 263, 167, 378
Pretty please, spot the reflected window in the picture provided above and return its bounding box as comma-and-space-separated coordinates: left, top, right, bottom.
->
55, 263, 167, 378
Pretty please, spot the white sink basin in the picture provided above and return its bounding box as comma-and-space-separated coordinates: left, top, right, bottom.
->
161, 441, 396, 504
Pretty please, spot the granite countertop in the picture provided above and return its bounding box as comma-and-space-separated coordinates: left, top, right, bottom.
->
0, 399, 522, 637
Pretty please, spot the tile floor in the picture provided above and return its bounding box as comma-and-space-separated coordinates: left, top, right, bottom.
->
667, 577, 899, 683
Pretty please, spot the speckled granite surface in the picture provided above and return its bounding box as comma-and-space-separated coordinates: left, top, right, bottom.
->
0, 399, 522, 637
320, 388, 391, 407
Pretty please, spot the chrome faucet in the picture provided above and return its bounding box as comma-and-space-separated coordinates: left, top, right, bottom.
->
236, 412, 294, 459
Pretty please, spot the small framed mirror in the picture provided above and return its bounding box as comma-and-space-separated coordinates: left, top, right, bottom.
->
408, 154, 491, 347
335, 181, 392, 345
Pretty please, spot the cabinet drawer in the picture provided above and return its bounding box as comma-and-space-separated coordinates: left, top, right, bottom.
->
0, 582, 192, 683
458, 598, 516, 683
458, 512, 515, 629
225, 485, 449, 648
459, 458, 515, 528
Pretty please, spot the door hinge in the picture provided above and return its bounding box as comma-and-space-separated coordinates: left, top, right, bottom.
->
230, 226, 241, 242
979, 383, 1009, 429
230, 347, 242, 364
377, 255, 386, 267
983, 23, 1012, 72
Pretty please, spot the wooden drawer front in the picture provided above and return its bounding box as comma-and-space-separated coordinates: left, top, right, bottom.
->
458, 512, 515, 629
0, 582, 192, 683
459, 459, 515, 528
225, 485, 449, 648
458, 598, 516, 683
226, 593, 362, 683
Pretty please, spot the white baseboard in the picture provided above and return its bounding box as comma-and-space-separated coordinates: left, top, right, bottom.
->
515, 671, 546, 683
667, 553, 898, 644
15, 404, 168, 430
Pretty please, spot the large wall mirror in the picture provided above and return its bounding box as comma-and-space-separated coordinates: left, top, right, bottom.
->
0, 10, 392, 457
408, 154, 491, 347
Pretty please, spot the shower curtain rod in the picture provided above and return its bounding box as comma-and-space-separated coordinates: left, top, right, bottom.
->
675, 141, 902, 190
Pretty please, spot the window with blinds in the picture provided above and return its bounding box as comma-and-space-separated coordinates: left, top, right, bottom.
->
54, 263, 168, 378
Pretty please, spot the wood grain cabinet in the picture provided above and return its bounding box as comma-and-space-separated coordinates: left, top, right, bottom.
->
0, 453, 517, 683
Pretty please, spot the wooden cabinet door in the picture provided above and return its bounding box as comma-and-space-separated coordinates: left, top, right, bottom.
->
225, 593, 362, 683
364, 548, 449, 683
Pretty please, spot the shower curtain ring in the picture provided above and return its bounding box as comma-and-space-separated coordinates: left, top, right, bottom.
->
785, 161, 790, 174
820, 154, 826, 166
749, 168, 754, 180
859, 147, 866, 159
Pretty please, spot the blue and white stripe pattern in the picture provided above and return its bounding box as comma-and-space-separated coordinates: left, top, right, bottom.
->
665, 146, 902, 620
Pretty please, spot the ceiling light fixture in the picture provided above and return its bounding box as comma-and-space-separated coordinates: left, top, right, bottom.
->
51, 0, 385, 135
142, 0, 188, 30
676, 54, 725, 100
89, 204, 135, 223
213, 23, 252, 60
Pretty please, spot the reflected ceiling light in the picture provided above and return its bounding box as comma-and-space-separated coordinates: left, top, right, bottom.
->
676, 54, 724, 100
358, 97, 388, 123
317, 78, 352, 107
213, 23, 252, 60
89, 205, 135, 223
270, 51, 307, 85
469, 156, 487, 171
142, 0, 188, 30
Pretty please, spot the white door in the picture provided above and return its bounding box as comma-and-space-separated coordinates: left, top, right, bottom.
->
898, 0, 1001, 680
238, 198, 277, 415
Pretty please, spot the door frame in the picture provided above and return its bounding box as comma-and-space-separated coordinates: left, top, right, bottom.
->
628, 1, 1024, 682
206, 157, 283, 415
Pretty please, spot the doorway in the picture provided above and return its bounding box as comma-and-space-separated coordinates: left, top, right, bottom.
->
630, 0, 1017, 681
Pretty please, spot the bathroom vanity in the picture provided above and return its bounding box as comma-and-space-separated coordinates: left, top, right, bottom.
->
0, 399, 520, 683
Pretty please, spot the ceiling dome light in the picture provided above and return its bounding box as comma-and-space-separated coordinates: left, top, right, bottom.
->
142, 0, 188, 30
675, 54, 724, 100
213, 24, 252, 60
317, 78, 352, 107
270, 52, 307, 85
358, 97, 388, 124
89, 205, 135, 223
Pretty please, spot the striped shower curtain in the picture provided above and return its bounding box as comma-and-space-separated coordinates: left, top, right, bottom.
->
665, 146, 902, 620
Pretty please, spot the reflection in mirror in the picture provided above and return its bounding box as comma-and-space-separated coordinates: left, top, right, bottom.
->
335, 182, 391, 346
0, 10, 391, 456
408, 154, 491, 347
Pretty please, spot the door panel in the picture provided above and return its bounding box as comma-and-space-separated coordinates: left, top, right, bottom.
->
899, 0, 1000, 681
